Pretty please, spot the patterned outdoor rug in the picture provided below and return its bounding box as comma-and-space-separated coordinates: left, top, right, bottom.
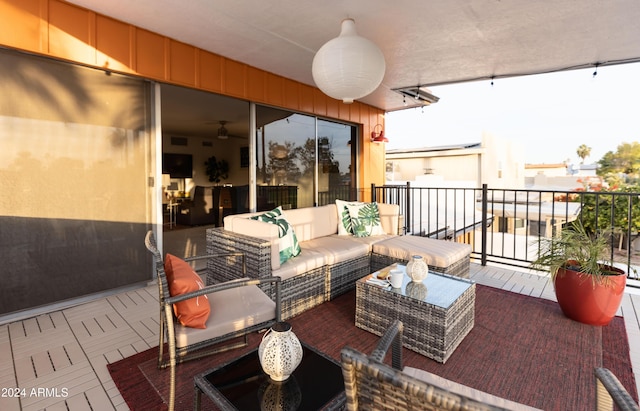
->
108, 284, 637, 410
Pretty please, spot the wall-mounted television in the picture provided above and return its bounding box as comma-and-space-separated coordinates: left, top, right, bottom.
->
163, 153, 193, 178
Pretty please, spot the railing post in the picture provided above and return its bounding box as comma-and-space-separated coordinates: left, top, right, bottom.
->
371, 183, 376, 202
481, 184, 488, 266
405, 181, 411, 235
627, 195, 633, 275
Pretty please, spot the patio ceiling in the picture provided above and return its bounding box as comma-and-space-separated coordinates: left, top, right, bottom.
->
68, 0, 640, 113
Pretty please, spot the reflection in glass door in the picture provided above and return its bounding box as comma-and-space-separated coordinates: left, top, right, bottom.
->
317, 119, 357, 205
256, 108, 315, 209
256, 106, 356, 210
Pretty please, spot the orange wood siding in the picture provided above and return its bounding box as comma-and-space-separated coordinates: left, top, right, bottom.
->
0, 0, 386, 188
247, 66, 266, 102
169, 40, 197, 86
313, 88, 327, 117
0, 0, 48, 53
198, 50, 223, 93
265, 73, 284, 107
48, 0, 95, 64
299, 84, 314, 114
223, 58, 246, 98
135, 28, 166, 80
96, 15, 134, 73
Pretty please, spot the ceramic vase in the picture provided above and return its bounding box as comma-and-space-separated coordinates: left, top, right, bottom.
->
406, 255, 428, 283
259, 322, 303, 382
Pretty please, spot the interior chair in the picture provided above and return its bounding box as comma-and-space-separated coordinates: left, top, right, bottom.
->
144, 230, 282, 411
216, 186, 233, 226
176, 186, 216, 226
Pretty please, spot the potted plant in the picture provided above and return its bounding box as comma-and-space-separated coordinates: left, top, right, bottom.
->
531, 220, 626, 326
205, 156, 229, 183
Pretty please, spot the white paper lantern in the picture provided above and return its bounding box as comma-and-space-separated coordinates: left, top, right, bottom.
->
312, 19, 385, 104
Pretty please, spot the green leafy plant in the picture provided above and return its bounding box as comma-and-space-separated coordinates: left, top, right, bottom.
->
205, 156, 229, 183
530, 220, 620, 285
574, 186, 640, 236
351, 203, 382, 237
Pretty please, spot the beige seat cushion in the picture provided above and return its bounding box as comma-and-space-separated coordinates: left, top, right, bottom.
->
403, 367, 542, 411
373, 235, 471, 268
331, 233, 396, 253
175, 283, 275, 348
271, 249, 326, 281
301, 236, 369, 265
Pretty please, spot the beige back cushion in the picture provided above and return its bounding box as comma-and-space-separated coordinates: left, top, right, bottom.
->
377, 202, 400, 235
224, 210, 264, 231
228, 217, 281, 270
223, 203, 399, 269
284, 204, 338, 242
226, 203, 399, 237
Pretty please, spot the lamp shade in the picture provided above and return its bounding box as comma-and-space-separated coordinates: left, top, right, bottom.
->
372, 131, 388, 144
312, 19, 385, 104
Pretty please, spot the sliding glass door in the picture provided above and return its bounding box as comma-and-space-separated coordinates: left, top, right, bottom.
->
256, 106, 357, 210
317, 118, 358, 205
0, 49, 153, 315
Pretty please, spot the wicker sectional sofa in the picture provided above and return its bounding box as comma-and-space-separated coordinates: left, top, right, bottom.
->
206, 203, 471, 319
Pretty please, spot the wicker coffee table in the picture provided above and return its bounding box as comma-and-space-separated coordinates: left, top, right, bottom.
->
355, 264, 475, 363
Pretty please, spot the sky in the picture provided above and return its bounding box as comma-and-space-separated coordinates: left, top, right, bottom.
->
386, 63, 640, 165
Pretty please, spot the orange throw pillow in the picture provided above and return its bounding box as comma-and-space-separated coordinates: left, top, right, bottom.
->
163, 254, 210, 329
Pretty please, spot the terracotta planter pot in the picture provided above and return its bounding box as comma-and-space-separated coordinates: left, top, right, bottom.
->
554, 265, 626, 326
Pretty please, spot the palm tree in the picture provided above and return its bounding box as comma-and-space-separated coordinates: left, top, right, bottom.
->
576, 144, 591, 164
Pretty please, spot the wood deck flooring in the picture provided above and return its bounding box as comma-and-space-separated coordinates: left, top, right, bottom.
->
2, 259, 640, 410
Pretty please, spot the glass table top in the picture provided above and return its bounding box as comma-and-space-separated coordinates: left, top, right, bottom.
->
196, 343, 344, 410
366, 264, 474, 309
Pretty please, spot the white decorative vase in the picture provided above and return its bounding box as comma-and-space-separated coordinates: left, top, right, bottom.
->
406, 255, 428, 283
258, 322, 303, 382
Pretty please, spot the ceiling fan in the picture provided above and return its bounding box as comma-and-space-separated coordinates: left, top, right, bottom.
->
217, 121, 228, 139
203, 120, 247, 140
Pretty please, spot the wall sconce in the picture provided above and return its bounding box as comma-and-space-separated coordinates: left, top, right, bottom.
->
371, 124, 388, 144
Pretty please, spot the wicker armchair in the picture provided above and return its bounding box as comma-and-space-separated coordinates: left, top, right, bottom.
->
144, 231, 282, 411
340, 320, 541, 411
595, 368, 640, 411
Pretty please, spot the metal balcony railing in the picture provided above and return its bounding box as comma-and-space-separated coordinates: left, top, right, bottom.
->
372, 183, 640, 279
